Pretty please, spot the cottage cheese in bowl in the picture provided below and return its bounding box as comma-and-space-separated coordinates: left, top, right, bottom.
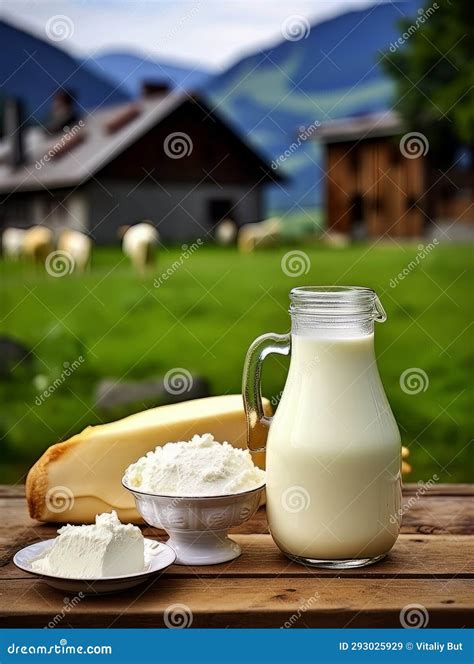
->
123, 434, 266, 564
124, 433, 266, 496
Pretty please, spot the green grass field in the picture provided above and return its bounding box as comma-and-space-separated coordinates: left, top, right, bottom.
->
1, 241, 472, 484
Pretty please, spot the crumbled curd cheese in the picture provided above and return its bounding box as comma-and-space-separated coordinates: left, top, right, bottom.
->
31, 511, 144, 578
124, 433, 266, 496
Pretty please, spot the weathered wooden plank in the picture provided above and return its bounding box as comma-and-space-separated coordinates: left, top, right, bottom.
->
402, 483, 473, 497
2, 535, 473, 581
0, 578, 471, 628
0, 485, 25, 497
401, 496, 474, 535
155, 534, 474, 579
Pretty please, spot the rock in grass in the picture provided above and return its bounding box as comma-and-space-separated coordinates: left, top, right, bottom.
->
94, 375, 210, 414
0, 335, 32, 378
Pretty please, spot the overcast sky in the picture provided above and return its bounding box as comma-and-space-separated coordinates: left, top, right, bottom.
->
2, 0, 382, 70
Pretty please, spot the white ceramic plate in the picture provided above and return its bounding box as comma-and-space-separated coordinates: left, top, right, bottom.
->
13, 538, 176, 594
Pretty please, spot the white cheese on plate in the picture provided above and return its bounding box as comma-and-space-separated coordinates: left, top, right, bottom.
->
31, 511, 144, 578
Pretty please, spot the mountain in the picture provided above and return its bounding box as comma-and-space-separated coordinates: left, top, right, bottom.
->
200, 1, 419, 213
0, 19, 129, 126
86, 52, 211, 97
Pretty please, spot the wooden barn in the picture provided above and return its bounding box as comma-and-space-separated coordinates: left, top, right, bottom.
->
318, 111, 474, 239
0, 89, 280, 243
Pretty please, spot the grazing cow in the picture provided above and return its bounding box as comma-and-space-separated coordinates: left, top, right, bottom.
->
2, 227, 26, 260
23, 226, 54, 266
323, 232, 350, 248
238, 217, 281, 253
58, 229, 92, 273
121, 222, 159, 276
215, 218, 238, 246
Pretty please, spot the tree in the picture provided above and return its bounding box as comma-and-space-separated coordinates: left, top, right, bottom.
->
382, 0, 474, 164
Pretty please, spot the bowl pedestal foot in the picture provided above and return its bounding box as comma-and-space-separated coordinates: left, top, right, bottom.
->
166, 530, 241, 565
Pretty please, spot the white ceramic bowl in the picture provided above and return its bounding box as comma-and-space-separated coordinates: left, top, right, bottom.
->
122, 479, 265, 565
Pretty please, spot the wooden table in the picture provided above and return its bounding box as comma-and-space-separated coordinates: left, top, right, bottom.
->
1, 484, 472, 628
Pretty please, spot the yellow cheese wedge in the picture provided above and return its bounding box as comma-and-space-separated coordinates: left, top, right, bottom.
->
27, 395, 271, 524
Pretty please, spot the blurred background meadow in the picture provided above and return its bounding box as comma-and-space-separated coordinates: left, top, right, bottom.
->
0, 0, 472, 484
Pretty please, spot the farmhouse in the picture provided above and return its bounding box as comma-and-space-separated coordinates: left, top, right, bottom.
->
0, 89, 279, 243
318, 111, 474, 239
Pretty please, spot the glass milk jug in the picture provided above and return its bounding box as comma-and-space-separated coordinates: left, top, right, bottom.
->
243, 286, 401, 568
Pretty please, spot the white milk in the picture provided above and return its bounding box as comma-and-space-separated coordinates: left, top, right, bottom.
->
266, 331, 401, 561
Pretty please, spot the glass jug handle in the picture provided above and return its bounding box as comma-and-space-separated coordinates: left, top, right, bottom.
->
242, 332, 291, 455
374, 295, 387, 322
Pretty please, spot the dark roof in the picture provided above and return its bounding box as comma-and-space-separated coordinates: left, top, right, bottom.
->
316, 111, 402, 144
0, 91, 280, 194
